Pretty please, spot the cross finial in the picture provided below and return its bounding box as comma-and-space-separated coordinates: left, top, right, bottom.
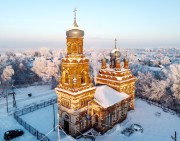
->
115, 38, 117, 49
126, 51, 128, 58
73, 8, 78, 27
73, 8, 77, 20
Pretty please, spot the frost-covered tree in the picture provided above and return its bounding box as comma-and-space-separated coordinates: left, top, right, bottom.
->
39, 47, 51, 57
136, 71, 167, 102
160, 56, 170, 66
31, 57, 49, 82
149, 80, 167, 102
136, 72, 153, 98
163, 64, 180, 100
90, 51, 101, 77
172, 81, 180, 100
97, 52, 104, 60
32, 57, 60, 84
52, 49, 63, 59
0, 54, 8, 77
1, 65, 14, 82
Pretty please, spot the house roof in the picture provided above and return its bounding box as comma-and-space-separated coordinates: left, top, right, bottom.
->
94, 85, 129, 108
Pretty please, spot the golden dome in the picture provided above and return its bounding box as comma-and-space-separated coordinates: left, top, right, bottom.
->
66, 8, 84, 38
66, 26, 84, 38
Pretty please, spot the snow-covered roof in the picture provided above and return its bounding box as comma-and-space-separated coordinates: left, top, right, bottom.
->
116, 76, 122, 80
94, 85, 129, 108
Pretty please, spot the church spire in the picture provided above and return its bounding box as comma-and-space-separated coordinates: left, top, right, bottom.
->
114, 38, 117, 49
73, 8, 78, 27
66, 8, 84, 38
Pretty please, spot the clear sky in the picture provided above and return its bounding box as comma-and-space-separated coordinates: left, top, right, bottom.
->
0, 0, 180, 50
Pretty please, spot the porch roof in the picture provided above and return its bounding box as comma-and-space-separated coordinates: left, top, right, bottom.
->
94, 85, 129, 108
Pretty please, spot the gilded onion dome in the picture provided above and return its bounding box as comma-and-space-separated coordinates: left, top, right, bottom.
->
66, 9, 84, 38
110, 38, 121, 58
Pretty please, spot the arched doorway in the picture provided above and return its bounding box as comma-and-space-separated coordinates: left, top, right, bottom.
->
94, 115, 98, 127
64, 115, 69, 134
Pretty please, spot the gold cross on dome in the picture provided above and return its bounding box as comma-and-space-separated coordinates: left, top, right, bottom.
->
73, 8, 77, 20
115, 38, 117, 49
73, 8, 78, 27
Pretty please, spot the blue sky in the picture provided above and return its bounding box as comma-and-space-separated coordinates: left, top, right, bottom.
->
0, 0, 180, 50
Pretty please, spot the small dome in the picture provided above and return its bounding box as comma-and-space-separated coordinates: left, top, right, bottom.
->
110, 49, 121, 58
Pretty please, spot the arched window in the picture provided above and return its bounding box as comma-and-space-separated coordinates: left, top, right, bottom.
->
108, 113, 111, 124
106, 113, 111, 125
106, 116, 108, 125
114, 109, 117, 121
78, 43, 81, 54
65, 72, 68, 84
81, 117, 86, 129
81, 71, 86, 84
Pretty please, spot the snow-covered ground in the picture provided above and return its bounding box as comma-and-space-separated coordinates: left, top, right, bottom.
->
0, 115, 37, 141
0, 85, 56, 141
96, 98, 180, 141
21, 104, 59, 141
0, 85, 180, 141
0, 85, 56, 112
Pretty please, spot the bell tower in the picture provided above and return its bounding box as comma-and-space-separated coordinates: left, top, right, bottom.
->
56, 9, 96, 137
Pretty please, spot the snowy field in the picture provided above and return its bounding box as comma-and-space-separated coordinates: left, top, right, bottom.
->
0, 115, 37, 141
0, 85, 56, 113
0, 85, 56, 141
0, 85, 180, 141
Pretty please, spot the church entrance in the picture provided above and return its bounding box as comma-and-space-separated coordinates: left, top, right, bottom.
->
94, 115, 98, 127
64, 120, 69, 134
64, 115, 69, 134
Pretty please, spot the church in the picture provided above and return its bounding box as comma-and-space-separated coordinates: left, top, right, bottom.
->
55, 9, 136, 137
